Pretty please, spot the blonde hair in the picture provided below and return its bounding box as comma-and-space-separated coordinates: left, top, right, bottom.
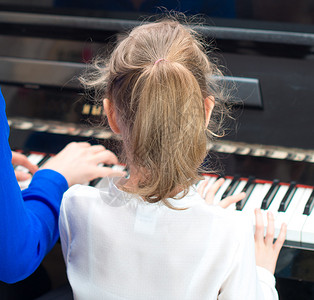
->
81, 19, 230, 206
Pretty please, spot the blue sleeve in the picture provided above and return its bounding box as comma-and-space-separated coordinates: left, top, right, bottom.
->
0, 90, 68, 283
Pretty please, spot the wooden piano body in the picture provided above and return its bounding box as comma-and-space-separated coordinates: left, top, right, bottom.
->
1, 4, 314, 299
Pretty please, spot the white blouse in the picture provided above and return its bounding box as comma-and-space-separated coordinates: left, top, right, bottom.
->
59, 177, 278, 300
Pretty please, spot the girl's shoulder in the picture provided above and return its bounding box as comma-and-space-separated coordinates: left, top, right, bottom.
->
61, 184, 102, 212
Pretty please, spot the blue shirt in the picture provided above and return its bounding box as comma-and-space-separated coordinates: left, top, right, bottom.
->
0, 90, 68, 283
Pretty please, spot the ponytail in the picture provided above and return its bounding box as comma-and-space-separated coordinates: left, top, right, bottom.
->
129, 60, 206, 203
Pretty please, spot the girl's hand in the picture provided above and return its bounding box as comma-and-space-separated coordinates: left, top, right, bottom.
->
12, 151, 38, 181
254, 208, 287, 274
41, 142, 127, 187
197, 177, 246, 208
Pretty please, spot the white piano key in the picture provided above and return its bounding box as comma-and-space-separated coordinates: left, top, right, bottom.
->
226, 179, 247, 210
92, 164, 128, 188
214, 178, 232, 204
16, 153, 46, 190
18, 179, 32, 190
275, 187, 306, 241
242, 183, 271, 221
261, 184, 289, 235
267, 150, 288, 160
111, 164, 127, 172
27, 153, 45, 165
287, 187, 313, 243
216, 144, 238, 154
301, 188, 314, 244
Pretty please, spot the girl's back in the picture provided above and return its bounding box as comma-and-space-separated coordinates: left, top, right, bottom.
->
60, 178, 274, 299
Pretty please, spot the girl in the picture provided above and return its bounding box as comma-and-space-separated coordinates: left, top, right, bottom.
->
59, 19, 286, 299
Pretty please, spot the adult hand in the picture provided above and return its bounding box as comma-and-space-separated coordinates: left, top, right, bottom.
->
41, 142, 126, 187
254, 209, 287, 274
12, 151, 38, 181
197, 177, 245, 208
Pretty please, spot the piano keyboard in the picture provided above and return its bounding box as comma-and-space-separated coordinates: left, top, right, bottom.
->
14, 151, 53, 190
199, 174, 314, 249
15, 150, 314, 250
14, 150, 126, 189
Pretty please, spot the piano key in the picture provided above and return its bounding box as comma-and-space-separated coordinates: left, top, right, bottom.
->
250, 148, 268, 157
236, 176, 256, 211
88, 162, 105, 186
91, 164, 128, 188
301, 188, 314, 244
261, 179, 280, 210
215, 144, 237, 154
278, 181, 297, 212
111, 164, 127, 172
242, 182, 271, 215
235, 147, 251, 155
305, 155, 314, 163
222, 175, 240, 199
292, 153, 306, 161
286, 187, 313, 242
267, 150, 288, 160
38, 154, 53, 167
27, 153, 45, 165
226, 178, 247, 211
261, 184, 289, 233
14, 151, 32, 174
196, 175, 218, 199
274, 186, 306, 240
214, 177, 232, 203
303, 189, 314, 215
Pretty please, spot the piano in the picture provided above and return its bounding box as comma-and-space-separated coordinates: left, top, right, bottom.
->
1, 1, 314, 299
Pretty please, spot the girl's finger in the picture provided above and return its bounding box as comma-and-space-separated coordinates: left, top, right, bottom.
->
254, 208, 264, 242
204, 178, 225, 205
274, 223, 287, 255
197, 179, 208, 198
265, 211, 275, 245
218, 192, 245, 209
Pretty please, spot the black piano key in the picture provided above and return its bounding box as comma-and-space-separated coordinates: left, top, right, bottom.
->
37, 154, 51, 167
89, 164, 128, 187
303, 189, 314, 216
261, 179, 280, 210
222, 175, 240, 199
278, 181, 297, 212
236, 176, 256, 211
89, 178, 102, 187
89, 163, 106, 186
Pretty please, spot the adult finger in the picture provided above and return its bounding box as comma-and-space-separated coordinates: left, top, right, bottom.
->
15, 170, 32, 181
265, 211, 275, 245
218, 192, 245, 209
254, 208, 264, 242
88, 144, 107, 153
91, 149, 119, 165
12, 152, 38, 174
64, 142, 91, 150
93, 166, 127, 179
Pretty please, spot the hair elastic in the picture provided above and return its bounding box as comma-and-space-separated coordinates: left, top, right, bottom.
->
154, 58, 167, 65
